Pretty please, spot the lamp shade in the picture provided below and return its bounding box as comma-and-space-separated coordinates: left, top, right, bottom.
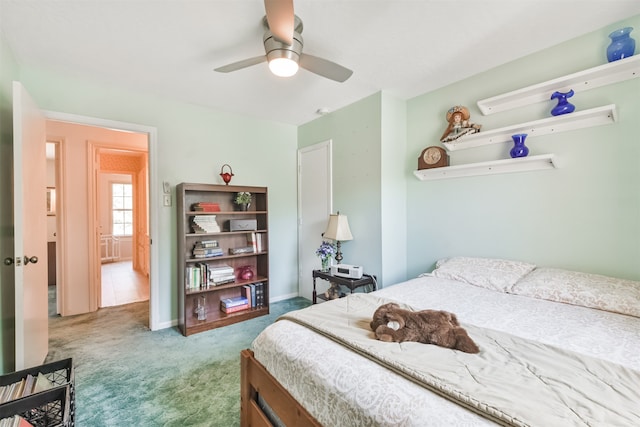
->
323, 213, 353, 241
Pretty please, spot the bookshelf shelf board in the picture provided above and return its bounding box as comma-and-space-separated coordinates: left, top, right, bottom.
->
184, 307, 269, 336
413, 154, 558, 181
443, 105, 616, 152
477, 56, 640, 115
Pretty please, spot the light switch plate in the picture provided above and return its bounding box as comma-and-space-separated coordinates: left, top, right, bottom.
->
163, 194, 172, 207
163, 181, 171, 194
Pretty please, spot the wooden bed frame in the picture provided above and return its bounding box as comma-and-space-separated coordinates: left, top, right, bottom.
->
240, 349, 321, 427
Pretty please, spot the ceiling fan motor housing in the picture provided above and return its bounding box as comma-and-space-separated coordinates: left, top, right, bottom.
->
264, 31, 303, 63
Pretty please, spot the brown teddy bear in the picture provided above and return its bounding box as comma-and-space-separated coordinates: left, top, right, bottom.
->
370, 302, 480, 354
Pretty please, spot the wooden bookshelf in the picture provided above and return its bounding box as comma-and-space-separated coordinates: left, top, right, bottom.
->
177, 183, 269, 336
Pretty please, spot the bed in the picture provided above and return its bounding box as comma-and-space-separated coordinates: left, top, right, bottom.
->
240, 257, 640, 426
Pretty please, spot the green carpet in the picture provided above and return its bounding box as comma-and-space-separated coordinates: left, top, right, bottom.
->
45, 297, 310, 426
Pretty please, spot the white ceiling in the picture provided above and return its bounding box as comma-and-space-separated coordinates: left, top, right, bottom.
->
2, 1, 639, 126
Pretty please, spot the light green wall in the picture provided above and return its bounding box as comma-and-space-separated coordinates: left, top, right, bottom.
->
380, 93, 407, 285
298, 93, 385, 282
14, 64, 298, 328
0, 26, 20, 373
298, 92, 409, 287
406, 15, 640, 280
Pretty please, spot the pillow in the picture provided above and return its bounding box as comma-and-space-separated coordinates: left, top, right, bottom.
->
510, 268, 640, 317
432, 256, 536, 292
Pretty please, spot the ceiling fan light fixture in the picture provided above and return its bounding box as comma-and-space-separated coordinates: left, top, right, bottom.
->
268, 57, 299, 77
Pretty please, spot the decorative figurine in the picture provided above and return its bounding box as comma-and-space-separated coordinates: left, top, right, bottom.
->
324, 282, 342, 300
440, 105, 482, 143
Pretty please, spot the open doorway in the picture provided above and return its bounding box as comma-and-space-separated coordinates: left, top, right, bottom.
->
98, 168, 149, 308
45, 117, 156, 326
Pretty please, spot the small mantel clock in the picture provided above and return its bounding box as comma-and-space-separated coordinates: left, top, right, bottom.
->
418, 146, 449, 170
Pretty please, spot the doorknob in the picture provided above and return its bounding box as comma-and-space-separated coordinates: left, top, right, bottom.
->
4, 257, 14, 266
23, 256, 38, 265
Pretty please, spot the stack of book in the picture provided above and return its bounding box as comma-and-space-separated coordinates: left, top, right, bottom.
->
210, 264, 235, 285
191, 215, 221, 233
242, 282, 265, 308
220, 296, 249, 313
192, 240, 223, 258
191, 202, 220, 212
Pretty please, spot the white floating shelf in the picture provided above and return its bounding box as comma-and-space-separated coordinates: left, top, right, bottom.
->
443, 104, 616, 152
477, 55, 639, 115
413, 154, 558, 181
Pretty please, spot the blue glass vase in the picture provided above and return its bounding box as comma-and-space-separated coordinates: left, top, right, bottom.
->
510, 134, 529, 158
607, 27, 635, 62
550, 90, 575, 116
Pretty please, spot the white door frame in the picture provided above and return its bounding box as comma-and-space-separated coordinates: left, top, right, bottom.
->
297, 140, 332, 300
43, 110, 161, 331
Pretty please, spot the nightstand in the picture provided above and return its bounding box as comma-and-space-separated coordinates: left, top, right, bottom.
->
312, 270, 377, 304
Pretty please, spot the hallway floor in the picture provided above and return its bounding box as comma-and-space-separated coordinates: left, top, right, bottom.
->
101, 260, 149, 307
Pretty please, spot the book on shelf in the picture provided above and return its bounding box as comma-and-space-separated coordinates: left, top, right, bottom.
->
193, 240, 221, 258
185, 266, 199, 290
221, 296, 248, 308
0, 371, 54, 405
242, 285, 252, 309
212, 276, 235, 286
0, 415, 34, 427
195, 240, 218, 248
191, 202, 220, 212
191, 215, 221, 233
209, 264, 235, 286
210, 265, 234, 274
229, 246, 255, 255
248, 283, 256, 307
246, 232, 266, 253
257, 232, 266, 252
192, 246, 224, 258
32, 372, 53, 394
220, 303, 249, 314
254, 282, 265, 308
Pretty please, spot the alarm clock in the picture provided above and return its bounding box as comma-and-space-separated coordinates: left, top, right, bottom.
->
418, 146, 449, 170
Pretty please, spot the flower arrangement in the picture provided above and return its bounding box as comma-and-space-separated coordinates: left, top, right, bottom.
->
316, 240, 336, 272
234, 192, 251, 205
316, 241, 336, 260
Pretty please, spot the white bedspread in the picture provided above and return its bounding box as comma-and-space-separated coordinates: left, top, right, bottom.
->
252, 276, 640, 426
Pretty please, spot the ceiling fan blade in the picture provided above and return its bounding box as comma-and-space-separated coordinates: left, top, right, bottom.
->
214, 55, 267, 73
299, 54, 353, 83
264, 0, 294, 44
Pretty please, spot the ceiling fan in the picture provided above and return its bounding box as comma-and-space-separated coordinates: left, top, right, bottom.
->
214, 0, 353, 82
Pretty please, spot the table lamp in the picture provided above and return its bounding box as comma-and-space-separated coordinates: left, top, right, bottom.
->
322, 211, 353, 264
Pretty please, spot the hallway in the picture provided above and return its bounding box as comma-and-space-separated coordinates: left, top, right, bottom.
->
101, 261, 149, 307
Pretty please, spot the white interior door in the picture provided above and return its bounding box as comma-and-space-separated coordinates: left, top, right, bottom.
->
297, 141, 332, 300
13, 81, 48, 369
